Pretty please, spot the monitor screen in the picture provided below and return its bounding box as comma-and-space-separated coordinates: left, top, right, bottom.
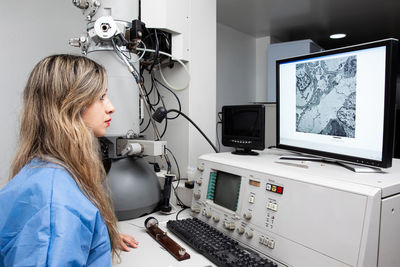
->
213, 171, 241, 211
222, 105, 265, 154
276, 39, 398, 168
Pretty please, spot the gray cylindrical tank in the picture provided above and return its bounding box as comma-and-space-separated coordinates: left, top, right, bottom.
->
107, 157, 161, 220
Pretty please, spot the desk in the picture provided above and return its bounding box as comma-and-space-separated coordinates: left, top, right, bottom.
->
113, 210, 215, 267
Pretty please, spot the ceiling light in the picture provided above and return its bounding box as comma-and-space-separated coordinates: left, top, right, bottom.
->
330, 33, 347, 39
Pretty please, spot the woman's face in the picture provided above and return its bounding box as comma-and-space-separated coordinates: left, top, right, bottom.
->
82, 91, 115, 137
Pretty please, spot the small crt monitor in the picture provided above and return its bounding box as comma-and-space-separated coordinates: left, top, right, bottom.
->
222, 105, 265, 155
213, 171, 241, 212
276, 38, 398, 168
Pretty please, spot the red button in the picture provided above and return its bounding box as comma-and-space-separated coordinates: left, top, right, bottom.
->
276, 186, 283, 194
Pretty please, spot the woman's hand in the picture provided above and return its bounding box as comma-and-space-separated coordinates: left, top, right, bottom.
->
119, 233, 139, 252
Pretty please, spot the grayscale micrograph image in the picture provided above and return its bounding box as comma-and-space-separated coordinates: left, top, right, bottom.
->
296, 56, 356, 138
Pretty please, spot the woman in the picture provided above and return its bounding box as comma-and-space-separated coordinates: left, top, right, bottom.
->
0, 54, 138, 266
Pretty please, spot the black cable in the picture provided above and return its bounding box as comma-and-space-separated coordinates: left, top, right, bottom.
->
176, 207, 189, 220
138, 0, 141, 21
216, 121, 222, 152
151, 74, 165, 108
150, 89, 162, 107
140, 117, 151, 133
165, 148, 189, 209
166, 109, 219, 153
160, 116, 168, 138
141, 30, 171, 67
144, 76, 155, 97
216, 111, 222, 152
154, 77, 182, 119
217, 111, 222, 121
166, 148, 181, 189
148, 29, 160, 73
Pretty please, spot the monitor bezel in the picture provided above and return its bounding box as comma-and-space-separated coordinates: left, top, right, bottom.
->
276, 38, 398, 168
222, 104, 266, 151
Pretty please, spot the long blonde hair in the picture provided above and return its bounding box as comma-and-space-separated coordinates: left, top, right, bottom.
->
10, 54, 121, 258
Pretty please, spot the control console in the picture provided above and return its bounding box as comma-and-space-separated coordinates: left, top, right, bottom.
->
189, 150, 400, 267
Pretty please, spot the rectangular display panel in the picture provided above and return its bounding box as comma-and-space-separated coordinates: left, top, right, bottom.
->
276, 39, 398, 168
222, 105, 265, 153
213, 171, 241, 211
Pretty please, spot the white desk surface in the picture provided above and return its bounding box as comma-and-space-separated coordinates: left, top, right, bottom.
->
113, 209, 215, 267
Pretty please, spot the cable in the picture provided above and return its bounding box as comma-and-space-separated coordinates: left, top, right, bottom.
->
136, 47, 190, 90
138, 0, 141, 21
140, 117, 151, 133
216, 121, 222, 153
131, 40, 147, 63
165, 148, 188, 209
158, 62, 189, 91
216, 111, 222, 152
160, 116, 168, 138
154, 77, 182, 119
112, 38, 173, 174
166, 109, 219, 153
166, 148, 181, 189
141, 30, 171, 70
148, 29, 160, 73
176, 207, 189, 220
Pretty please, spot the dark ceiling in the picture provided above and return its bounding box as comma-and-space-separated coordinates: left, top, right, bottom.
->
217, 0, 400, 51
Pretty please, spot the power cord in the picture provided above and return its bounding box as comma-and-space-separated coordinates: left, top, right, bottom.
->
152, 108, 219, 153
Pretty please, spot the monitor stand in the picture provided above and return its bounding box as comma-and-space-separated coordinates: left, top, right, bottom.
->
279, 154, 384, 173
232, 148, 259, 156
335, 161, 384, 173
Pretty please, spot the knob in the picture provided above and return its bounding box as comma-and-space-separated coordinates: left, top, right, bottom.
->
224, 221, 229, 229
245, 231, 253, 239
193, 191, 201, 200
206, 211, 212, 218
196, 179, 202, 186
224, 221, 235, 230
191, 205, 201, 213
237, 227, 245, 235
243, 212, 252, 220
213, 216, 220, 222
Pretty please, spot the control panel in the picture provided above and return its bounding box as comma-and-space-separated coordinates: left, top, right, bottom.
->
189, 151, 400, 267
191, 166, 287, 265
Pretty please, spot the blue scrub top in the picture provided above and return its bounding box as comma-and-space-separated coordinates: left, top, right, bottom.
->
0, 158, 111, 267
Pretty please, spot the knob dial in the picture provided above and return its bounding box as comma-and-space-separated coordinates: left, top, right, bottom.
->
237, 227, 245, 235
245, 231, 254, 239
243, 212, 252, 220
193, 191, 201, 200
191, 205, 201, 213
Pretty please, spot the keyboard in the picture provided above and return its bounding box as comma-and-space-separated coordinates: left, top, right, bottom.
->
167, 217, 279, 267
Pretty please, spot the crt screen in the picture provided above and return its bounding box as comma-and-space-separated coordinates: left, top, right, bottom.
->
224, 110, 261, 138
213, 171, 241, 211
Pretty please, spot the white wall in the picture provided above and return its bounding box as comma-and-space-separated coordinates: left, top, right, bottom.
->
255, 36, 271, 102
216, 23, 256, 113
0, 0, 85, 188
217, 23, 274, 151
187, 0, 217, 166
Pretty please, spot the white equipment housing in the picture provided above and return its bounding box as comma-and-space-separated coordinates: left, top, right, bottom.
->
72, 0, 141, 136
191, 150, 400, 267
